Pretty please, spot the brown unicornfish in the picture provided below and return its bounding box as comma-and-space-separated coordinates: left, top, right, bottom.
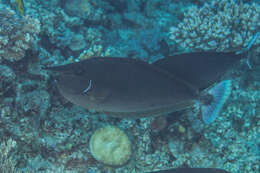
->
46, 55, 232, 124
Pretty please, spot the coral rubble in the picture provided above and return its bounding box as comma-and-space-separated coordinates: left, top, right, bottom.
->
0, 5, 40, 62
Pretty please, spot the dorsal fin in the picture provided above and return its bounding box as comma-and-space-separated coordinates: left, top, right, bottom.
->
153, 52, 242, 90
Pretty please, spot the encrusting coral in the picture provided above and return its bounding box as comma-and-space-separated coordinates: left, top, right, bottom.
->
169, 0, 260, 52
0, 5, 40, 62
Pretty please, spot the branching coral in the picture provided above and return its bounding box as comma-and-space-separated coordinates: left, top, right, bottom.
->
169, 0, 260, 52
0, 5, 40, 62
0, 139, 17, 173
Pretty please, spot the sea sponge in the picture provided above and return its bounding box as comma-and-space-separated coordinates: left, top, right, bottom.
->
89, 126, 131, 166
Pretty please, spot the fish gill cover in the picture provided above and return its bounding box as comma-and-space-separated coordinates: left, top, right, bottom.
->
0, 0, 259, 173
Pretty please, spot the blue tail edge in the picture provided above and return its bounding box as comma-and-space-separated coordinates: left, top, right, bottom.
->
201, 80, 232, 124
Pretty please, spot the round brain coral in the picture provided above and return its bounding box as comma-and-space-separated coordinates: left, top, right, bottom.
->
89, 126, 131, 166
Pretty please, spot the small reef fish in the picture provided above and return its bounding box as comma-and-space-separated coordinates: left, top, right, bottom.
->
15, 0, 25, 16
46, 52, 240, 124
145, 168, 231, 173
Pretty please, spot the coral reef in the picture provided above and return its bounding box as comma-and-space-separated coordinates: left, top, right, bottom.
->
0, 5, 40, 62
0, 139, 17, 173
0, 0, 259, 173
64, 0, 104, 21
89, 126, 131, 166
0, 65, 16, 96
169, 0, 260, 52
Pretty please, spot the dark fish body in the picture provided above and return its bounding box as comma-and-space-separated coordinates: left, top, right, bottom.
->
146, 168, 231, 173
153, 52, 243, 90
48, 57, 197, 118
47, 52, 236, 122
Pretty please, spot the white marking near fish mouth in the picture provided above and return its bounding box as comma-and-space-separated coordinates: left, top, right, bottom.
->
83, 80, 92, 93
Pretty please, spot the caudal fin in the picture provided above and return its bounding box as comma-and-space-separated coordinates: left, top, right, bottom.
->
201, 80, 232, 124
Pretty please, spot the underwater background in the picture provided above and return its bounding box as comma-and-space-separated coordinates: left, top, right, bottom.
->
0, 0, 259, 172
